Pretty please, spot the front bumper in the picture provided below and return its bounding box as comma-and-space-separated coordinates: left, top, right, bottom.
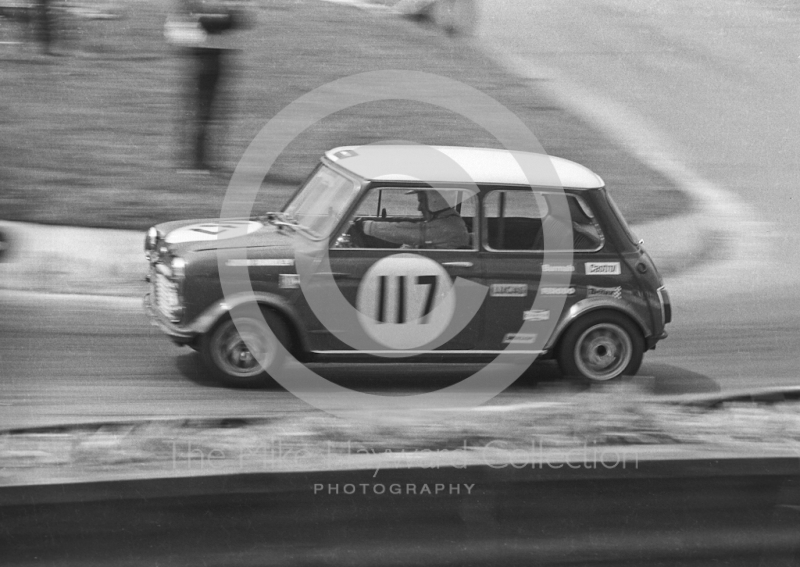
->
646, 330, 668, 350
143, 292, 196, 345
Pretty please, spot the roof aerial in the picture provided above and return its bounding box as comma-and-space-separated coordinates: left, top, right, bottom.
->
325, 145, 604, 189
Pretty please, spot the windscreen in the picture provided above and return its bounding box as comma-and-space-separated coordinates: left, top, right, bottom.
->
283, 165, 359, 237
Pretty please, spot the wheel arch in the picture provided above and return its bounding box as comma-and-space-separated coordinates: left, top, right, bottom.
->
544, 298, 650, 354
189, 292, 310, 355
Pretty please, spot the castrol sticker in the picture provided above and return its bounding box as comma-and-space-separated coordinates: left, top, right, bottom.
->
585, 262, 621, 275
355, 254, 455, 350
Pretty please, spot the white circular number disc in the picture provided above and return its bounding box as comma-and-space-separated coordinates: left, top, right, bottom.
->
356, 253, 455, 350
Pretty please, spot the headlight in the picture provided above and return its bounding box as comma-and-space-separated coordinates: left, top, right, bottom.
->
144, 227, 158, 259
657, 286, 671, 325
170, 256, 187, 280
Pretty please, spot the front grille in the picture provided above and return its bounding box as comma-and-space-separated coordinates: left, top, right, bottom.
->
153, 268, 181, 322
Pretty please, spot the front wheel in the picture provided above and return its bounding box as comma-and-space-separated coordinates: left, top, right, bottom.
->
557, 311, 644, 383
200, 309, 290, 388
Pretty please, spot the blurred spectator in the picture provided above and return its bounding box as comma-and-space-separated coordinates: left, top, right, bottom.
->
0, 1, 35, 52
0, 229, 7, 261
35, 0, 53, 55
165, 0, 252, 174
0, 0, 56, 55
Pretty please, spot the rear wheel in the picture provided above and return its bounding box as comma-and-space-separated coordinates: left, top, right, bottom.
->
557, 311, 644, 383
200, 308, 290, 388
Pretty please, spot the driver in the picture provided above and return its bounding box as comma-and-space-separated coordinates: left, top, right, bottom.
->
361, 190, 470, 249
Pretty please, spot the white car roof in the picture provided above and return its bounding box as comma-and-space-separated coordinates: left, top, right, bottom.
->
324, 145, 604, 189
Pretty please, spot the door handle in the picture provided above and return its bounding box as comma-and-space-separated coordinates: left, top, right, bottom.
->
315, 272, 353, 279
442, 262, 473, 268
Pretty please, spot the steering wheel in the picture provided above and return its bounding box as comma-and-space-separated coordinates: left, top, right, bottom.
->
348, 218, 368, 248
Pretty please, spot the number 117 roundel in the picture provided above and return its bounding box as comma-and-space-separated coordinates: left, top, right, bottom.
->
142, 145, 671, 387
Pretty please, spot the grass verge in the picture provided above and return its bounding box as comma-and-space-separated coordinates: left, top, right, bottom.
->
2, 383, 799, 486
0, 0, 689, 230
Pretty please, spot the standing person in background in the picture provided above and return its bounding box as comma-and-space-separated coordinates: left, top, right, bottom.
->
35, 0, 54, 55
165, 0, 252, 174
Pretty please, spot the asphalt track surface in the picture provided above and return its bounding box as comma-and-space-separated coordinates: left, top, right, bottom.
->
3, 0, 800, 428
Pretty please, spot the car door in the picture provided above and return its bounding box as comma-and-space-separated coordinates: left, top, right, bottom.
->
479, 189, 595, 351
308, 186, 484, 354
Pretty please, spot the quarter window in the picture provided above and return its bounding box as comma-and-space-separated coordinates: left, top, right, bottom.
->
482, 190, 603, 252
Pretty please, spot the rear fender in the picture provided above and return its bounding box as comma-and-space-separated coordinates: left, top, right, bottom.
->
544, 297, 651, 351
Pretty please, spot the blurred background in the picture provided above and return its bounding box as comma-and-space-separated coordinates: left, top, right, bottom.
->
0, 0, 799, 437
0, 0, 679, 230
4, 3, 800, 565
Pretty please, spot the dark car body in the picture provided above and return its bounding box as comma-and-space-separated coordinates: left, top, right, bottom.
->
143, 145, 670, 385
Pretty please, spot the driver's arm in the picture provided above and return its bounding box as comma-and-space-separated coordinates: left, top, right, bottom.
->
362, 219, 425, 247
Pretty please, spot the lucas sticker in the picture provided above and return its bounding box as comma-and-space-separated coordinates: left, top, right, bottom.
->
490, 283, 527, 297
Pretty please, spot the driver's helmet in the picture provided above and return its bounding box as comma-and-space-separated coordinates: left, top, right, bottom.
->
407, 189, 458, 213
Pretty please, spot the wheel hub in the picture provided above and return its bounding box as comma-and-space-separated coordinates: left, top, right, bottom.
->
237, 346, 253, 365
574, 323, 633, 381
588, 338, 617, 367
223, 330, 263, 372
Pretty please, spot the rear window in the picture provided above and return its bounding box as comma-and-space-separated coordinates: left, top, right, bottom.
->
606, 193, 640, 245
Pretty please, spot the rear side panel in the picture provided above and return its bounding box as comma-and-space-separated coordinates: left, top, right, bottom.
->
539, 188, 667, 352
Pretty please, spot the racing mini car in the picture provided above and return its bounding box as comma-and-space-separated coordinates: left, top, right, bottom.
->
143, 145, 670, 387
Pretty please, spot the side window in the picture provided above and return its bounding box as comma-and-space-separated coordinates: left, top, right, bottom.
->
483, 191, 603, 251
483, 190, 544, 250
337, 187, 478, 250
352, 189, 381, 217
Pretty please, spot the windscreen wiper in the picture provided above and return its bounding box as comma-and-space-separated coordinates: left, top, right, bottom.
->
262, 212, 319, 238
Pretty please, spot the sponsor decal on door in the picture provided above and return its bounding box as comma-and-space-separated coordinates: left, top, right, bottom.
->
587, 286, 622, 299
503, 333, 537, 344
490, 283, 528, 297
585, 262, 621, 275
523, 310, 550, 321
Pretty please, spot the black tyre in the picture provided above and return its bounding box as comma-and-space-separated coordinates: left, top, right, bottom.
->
200, 308, 290, 388
557, 310, 644, 382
